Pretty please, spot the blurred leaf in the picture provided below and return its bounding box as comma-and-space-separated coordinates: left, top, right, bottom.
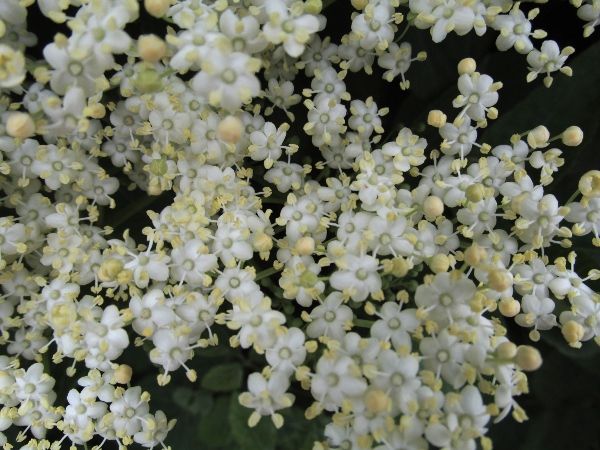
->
530, 349, 595, 406
173, 386, 213, 415
229, 394, 277, 450
198, 395, 233, 447
517, 403, 599, 450
201, 362, 244, 392
277, 406, 325, 450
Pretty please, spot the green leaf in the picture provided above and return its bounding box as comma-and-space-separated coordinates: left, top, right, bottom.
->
276, 406, 325, 450
201, 362, 244, 392
198, 395, 233, 447
229, 393, 277, 450
172, 386, 214, 415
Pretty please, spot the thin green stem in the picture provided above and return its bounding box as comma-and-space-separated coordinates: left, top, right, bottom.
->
565, 189, 580, 206
255, 266, 283, 281
354, 318, 375, 328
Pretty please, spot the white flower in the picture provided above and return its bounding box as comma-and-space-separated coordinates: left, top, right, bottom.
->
265, 327, 306, 376
514, 294, 557, 340
311, 354, 367, 411
306, 292, 353, 340
415, 271, 476, 325
263, 2, 320, 57
452, 72, 501, 122
239, 372, 294, 427
330, 253, 382, 302
492, 6, 535, 54
411, 0, 476, 43
191, 49, 261, 112
526, 40, 573, 87
170, 238, 218, 287
0, 44, 25, 88
351, 4, 395, 51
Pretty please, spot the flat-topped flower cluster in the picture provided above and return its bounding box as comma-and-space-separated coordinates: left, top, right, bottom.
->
0, 0, 598, 449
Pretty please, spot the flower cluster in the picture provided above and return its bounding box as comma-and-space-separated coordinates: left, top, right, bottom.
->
0, 0, 597, 449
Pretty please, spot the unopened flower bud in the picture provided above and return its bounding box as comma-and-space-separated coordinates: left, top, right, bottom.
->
579, 170, 600, 198
458, 58, 476, 75
295, 236, 315, 256
487, 268, 512, 292
423, 195, 444, 218
390, 257, 411, 277
6, 112, 35, 138
133, 68, 163, 93
254, 232, 273, 252
138, 35, 167, 62
84, 103, 106, 119
114, 364, 133, 384
97, 258, 124, 282
351, 0, 368, 9
561, 320, 585, 347
561, 126, 583, 146
464, 244, 487, 266
147, 184, 163, 196
429, 253, 450, 274
498, 298, 520, 317
144, 0, 170, 18
364, 390, 390, 413
218, 116, 244, 144
304, 0, 322, 14
514, 345, 542, 371
526, 125, 549, 149
299, 269, 319, 288
427, 110, 447, 128
465, 184, 486, 203
496, 342, 518, 360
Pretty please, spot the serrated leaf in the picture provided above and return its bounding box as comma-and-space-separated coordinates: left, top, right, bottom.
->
229, 394, 277, 450
201, 363, 243, 392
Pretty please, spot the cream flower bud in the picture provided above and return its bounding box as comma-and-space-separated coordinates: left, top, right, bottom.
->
351, 0, 368, 9
144, 0, 170, 18
147, 184, 163, 196
390, 257, 412, 277
515, 345, 542, 371
427, 110, 447, 128
423, 195, 444, 218
579, 170, 600, 198
364, 390, 390, 413
98, 258, 125, 282
561, 320, 585, 347
457, 58, 476, 75
498, 298, 520, 317
0, 44, 25, 88
138, 35, 167, 63
465, 184, 485, 203
487, 268, 512, 292
218, 116, 245, 144
464, 244, 487, 266
134, 68, 163, 93
84, 103, 106, 119
254, 232, 273, 252
495, 342, 517, 360
6, 112, 35, 138
561, 126, 583, 147
114, 364, 133, 384
526, 125, 550, 149
304, 0, 323, 14
295, 236, 315, 256
429, 254, 450, 274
